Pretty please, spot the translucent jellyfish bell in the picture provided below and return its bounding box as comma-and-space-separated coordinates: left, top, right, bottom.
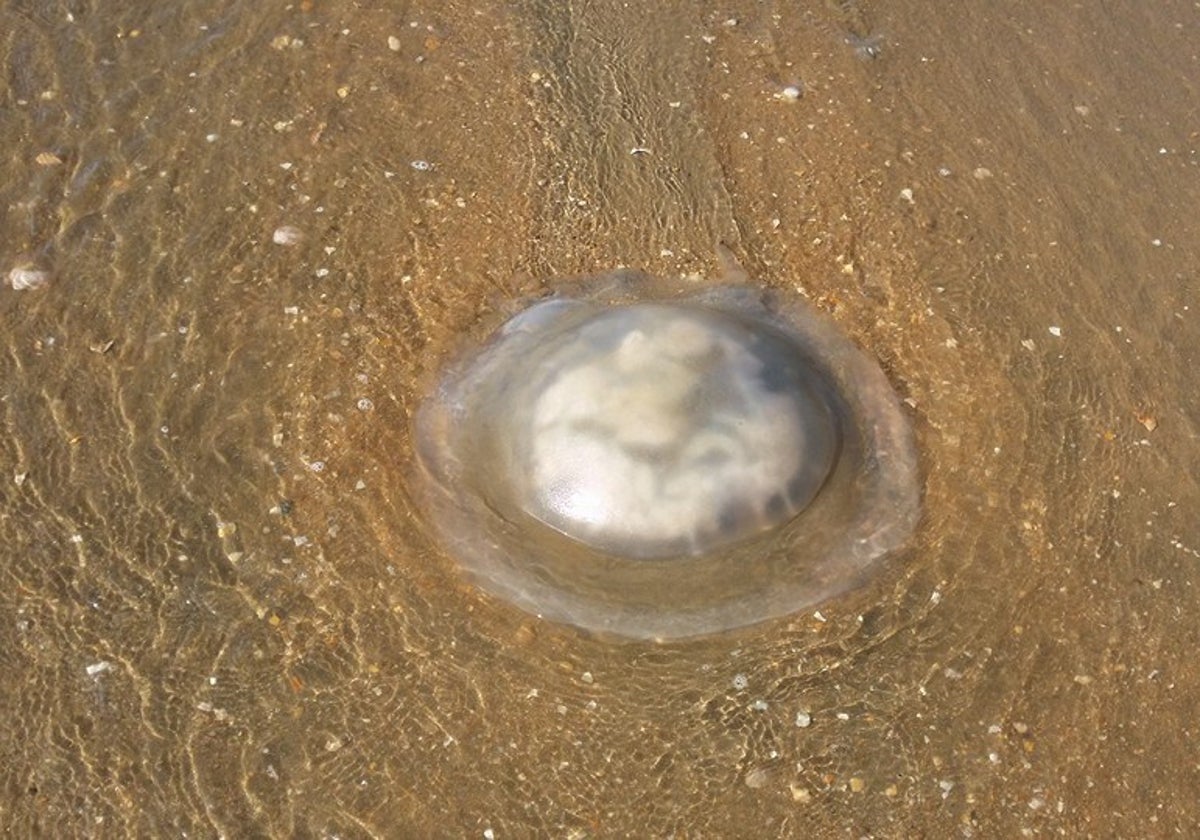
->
414, 277, 919, 641
496, 303, 839, 558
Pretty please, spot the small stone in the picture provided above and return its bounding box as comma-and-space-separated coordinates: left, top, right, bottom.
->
35, 151, 63, 166
410, 159, 432, 171
388, 35, 401, 51
1048, 326, 1062, 337
790, 784, 812, 803
972, 167, 993, 180
795, 710, 812, 728
273, 225, 303, 246
781, 85, 802, 100
85, 661, 113, 677
580, 671, 594, 684
732, 674, 748, 691
899, 187, 914, 203
849, 777, 865, 793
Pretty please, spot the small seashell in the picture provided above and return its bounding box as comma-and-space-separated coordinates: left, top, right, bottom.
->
272, 225, 303, 246
8, 265, 51, 291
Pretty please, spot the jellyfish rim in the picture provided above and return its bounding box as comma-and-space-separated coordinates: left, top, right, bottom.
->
411, 279, 920, 641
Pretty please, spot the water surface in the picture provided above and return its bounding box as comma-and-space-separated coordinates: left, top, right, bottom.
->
2, 0, 1199, 836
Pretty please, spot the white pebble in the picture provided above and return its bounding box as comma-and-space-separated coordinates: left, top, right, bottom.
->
85, 661, 113, 677
8, 266, 50, 290
410, 159, 432, 171
732, 674, 748, 691
273, 225, 303, 246
1048, 326, 1062, 337
795, 710, 812, 728
781, 85, 802, 100
388, 35, 401, 51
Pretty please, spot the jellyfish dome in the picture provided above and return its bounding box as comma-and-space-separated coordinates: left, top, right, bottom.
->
413, 278, 919, 640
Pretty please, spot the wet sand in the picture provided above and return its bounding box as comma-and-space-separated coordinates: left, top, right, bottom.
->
2, 0, 1199, 836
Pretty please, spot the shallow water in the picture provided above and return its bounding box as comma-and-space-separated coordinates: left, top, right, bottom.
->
2, 0, 1199, 836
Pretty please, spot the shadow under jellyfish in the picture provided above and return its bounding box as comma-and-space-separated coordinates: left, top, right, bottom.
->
413, 263, 920, 641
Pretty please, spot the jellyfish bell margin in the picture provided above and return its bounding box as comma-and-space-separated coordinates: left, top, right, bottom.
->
411, 274, 920, 641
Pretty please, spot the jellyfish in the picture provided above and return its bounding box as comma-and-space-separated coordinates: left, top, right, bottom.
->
412, 271, 919, 641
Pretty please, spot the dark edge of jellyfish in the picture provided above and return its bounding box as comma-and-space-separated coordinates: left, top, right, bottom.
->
409, 270, 921, 642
